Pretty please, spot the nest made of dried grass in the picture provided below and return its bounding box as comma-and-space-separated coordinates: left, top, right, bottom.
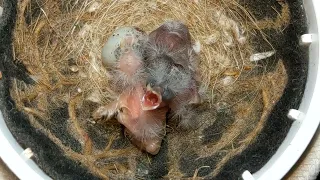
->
9, 0, 290, 179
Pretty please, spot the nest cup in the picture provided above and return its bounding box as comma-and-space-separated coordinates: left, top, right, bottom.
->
0, 0, 320, 179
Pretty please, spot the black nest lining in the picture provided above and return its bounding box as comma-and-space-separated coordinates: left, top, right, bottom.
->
214, 0, 308, 179
0, 0, 308, 179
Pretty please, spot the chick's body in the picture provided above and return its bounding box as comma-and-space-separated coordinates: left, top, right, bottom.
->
118, 85, 168, 155
93, 84, 167, 155
144, 21, 201, 128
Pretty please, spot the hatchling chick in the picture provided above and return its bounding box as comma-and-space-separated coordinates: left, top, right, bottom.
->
142, 20, 201, 129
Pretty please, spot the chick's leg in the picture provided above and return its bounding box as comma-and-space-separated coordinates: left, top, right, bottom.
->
170, 91, 201, 130
92, 101, 118, 121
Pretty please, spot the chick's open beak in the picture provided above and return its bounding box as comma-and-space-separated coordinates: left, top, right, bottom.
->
141, 84, 162, 111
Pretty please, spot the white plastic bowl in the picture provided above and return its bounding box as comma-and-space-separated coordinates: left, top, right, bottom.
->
249, 0, 320, 179
0, 0, 319, 179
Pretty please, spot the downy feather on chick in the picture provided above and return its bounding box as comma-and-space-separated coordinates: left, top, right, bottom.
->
142, 21, 201, 129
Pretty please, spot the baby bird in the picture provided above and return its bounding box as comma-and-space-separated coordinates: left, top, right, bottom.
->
95, 27, 168, 155
142, 21, 201, 128
92, 84, 168, 155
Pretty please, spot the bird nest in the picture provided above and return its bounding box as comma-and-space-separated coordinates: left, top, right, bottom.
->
10, 0, 290, 179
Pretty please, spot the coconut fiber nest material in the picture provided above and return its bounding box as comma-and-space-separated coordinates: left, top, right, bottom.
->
0, 0, 308, 179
